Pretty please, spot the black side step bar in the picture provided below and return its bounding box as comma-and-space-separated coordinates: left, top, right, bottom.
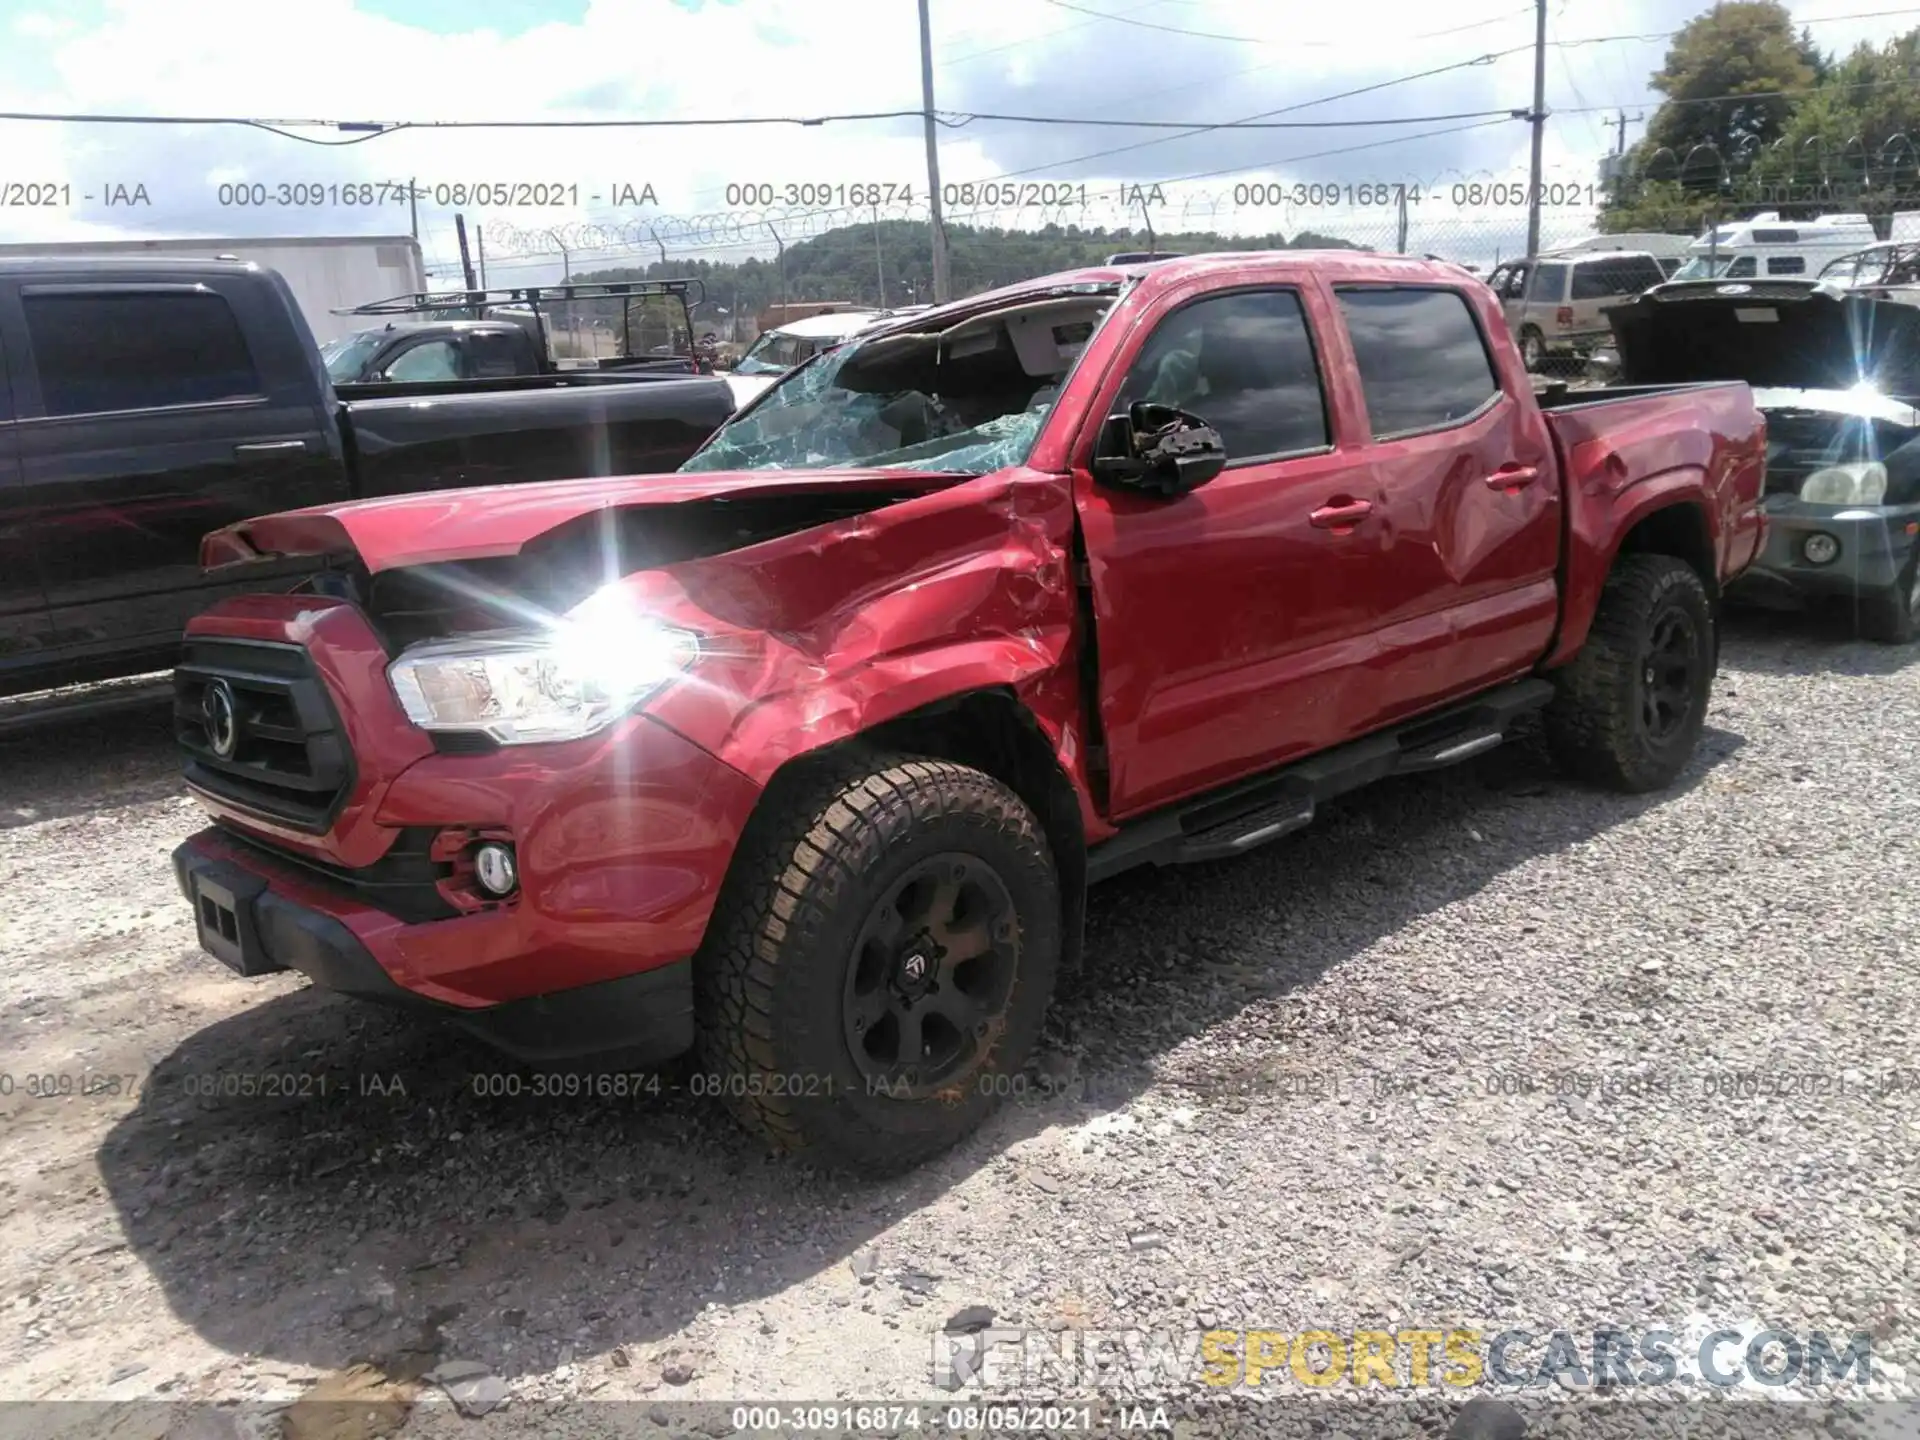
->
1085, 678, 1554, 884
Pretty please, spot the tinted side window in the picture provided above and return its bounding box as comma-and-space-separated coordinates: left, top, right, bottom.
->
1117, 289, 1329, 462
468, 332, 526, 378
1767, 255, 1806, 275
23, 291, 261, 417
1725, 256, 1757, 277
1526, 263, 1569, 302
1572, 259, 1663, 298
1336, 287, 1500, 439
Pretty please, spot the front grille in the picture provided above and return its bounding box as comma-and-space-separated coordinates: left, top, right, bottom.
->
212, 822, 459, 924
174, 638, 355, 833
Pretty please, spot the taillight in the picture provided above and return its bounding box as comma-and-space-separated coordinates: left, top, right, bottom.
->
1556, 306, 1575, 327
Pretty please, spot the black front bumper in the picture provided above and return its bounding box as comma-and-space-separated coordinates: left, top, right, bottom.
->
1730, 497, 1920, 607
171, 841, 694, 1067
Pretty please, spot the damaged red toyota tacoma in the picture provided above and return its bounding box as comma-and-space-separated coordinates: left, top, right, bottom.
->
171, 253, 1767, 1174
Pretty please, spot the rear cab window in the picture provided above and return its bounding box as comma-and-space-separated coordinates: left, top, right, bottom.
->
1334, 287, 1500, 439
21, 289, 262, 416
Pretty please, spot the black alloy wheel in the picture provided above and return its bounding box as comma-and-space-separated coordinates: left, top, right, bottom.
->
843, 852, 1019, 1098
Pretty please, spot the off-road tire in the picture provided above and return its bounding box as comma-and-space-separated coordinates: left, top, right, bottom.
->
1853, 545, 1920, 643
1544, 554, 1715, 793
693, 753, 1061, 1176
1518, 326, 1546, 373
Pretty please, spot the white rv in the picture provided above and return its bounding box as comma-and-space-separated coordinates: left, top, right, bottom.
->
1670, 212, 1878, 283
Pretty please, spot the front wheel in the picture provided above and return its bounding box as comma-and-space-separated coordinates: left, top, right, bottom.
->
694, 754, 1061, 1176
1544, 554, 1715, 793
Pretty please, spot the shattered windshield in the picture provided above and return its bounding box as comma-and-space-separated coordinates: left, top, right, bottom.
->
682, 293, 1115, 476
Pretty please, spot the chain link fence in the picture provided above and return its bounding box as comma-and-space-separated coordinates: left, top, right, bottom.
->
461, 188, 1620, 344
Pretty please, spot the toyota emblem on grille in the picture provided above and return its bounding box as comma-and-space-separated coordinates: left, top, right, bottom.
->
201, 679, 239, 759
1716, 283, 1752, 294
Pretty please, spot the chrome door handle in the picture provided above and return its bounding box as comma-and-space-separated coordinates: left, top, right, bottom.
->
1309, 498, 1374, 529
1485, 463, 1540, 491
234, 440, 309, 454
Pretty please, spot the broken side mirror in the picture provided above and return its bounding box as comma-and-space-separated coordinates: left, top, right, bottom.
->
1089, 401, 1227, 498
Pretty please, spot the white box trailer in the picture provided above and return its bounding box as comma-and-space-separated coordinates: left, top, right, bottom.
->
0, 234, 426, 345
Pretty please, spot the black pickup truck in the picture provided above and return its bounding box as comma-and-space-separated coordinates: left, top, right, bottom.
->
0, 257, 735, 702
319, 281, 713, 385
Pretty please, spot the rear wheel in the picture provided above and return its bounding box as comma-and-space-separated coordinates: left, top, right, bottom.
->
694, 754, 1061, 1176
1545, 554, 1715, 793
1853, 545, 1920, 643
1518, 326, 1546, 372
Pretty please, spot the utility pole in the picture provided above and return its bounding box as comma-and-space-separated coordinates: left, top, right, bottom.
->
548, 229, 574, 353
873, 204, 886, 307
1524, 0, 1548, 261
1396, 185, 1410, 253
454, 213, 477, 299
475, 225, 487, 287
917, 0, 950, 302
408, 176, 419, 241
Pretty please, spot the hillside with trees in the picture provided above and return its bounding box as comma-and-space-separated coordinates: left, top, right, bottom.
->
569, 220, 1359, 330
1602, 0, 1920, 233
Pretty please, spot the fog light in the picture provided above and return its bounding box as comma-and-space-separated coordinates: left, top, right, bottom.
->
1803, 533, 1841, 565
473, 842, 518, 897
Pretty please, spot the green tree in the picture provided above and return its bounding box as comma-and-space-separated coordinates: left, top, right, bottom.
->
1643, 1, 1815, 163
1774, 31, 1920, 180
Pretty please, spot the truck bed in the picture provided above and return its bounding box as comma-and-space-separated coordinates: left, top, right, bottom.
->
333, 368, 702, 403
1533, 378, 1768, 666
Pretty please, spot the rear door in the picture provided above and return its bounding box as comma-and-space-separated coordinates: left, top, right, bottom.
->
0, 303, 52, 680
5, 275, 346, 666
1326, 283, 1562, 721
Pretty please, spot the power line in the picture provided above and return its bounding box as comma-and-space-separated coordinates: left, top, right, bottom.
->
1033, 0, 1297, 42
978, 46, 1534, 183
1151, 117, 1518, 188
957, 108, 1518, 129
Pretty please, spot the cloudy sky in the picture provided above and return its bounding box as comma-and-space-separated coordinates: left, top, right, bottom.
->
3, 0, 1917, 277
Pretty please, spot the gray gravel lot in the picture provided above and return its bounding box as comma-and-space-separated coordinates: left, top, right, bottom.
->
0, 609, 1914, 1435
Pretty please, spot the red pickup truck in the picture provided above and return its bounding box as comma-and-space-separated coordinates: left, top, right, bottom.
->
170, 253, 1766, 1175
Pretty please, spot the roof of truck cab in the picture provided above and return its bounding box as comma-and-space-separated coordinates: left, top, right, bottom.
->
860, 250, 1473, 335
0, 255, 266, 280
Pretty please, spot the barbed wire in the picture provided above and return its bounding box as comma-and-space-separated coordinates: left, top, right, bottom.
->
475, 168, 1614, 261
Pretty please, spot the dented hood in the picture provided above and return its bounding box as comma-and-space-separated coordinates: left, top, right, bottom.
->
201, 468, 971, 573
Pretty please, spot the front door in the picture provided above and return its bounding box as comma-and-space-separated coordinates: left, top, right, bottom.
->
1074, 281, 1408, 817
0, 324, 51, 682
5, 278, 345, 664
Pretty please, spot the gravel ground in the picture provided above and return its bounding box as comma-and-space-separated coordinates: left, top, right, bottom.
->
0, 609, 1915, 1438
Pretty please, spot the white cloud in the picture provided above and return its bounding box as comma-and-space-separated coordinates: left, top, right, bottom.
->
0, 0, 1914, 278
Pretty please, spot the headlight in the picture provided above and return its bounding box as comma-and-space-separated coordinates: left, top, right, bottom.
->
387, 598, 699, 745
1800, 461, 1887, 505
